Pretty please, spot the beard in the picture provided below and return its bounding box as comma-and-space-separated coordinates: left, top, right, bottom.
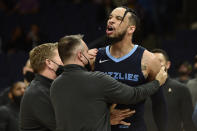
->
105, 29, 127, 45
13, 95, 23, 106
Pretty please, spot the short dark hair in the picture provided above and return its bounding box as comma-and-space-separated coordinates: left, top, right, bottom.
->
152, 49, 170, 61
58, 34, 83, 63
119, 6, 140, 29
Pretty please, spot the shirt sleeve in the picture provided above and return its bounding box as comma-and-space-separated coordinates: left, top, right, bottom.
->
99, 73, 160, 104
151, 86, 167, 131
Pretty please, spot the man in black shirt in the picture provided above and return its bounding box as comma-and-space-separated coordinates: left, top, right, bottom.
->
144, 49, 196, 131
50, 35, 167, 131
0, 81, 26, 131
19, 43, 63, 131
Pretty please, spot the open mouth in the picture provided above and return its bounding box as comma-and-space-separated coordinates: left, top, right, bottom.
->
106, 25, 115, 35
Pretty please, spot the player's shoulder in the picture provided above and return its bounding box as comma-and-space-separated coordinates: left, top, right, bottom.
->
143, 49, 157, 61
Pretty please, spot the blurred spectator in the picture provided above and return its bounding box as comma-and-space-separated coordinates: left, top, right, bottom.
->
144, 49, 196, 131
15, 0, 39, 14
26, 24, 45, 50
193, 103, 197, 127
3, 26, 26, 53
0, 59, 32, 106
0, 0, 7, 12
176, 61, 192, 84
187, 55, 197, 106
22, 59, 34, 87
0, 0, 17, 12
0, 81, 26, 131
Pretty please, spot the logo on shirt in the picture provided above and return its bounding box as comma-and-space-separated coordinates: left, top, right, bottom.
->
104, 72, 139, 82
99, 59, 109, 63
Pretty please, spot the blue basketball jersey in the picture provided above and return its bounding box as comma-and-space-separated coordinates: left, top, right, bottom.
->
95, 45, 148, 131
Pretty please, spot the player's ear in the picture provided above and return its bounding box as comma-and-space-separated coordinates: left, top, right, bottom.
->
128, 25, 136, 34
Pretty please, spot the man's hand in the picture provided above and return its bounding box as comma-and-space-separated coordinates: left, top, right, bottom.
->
110, 104, 135, 126
88, 48, 98, 70
155, 66, 167, 86
88, 48, 98, 59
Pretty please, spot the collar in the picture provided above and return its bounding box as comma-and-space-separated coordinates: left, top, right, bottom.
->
162, 77, 170, 88
63, 64, 87, 72
34, 74, 53, 88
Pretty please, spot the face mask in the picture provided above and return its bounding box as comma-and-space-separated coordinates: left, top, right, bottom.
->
50, 60, 64, 76
13, 95, 23, 106
24, 71, 35, 82
55, 65, 64, 76
82, 53, 92, 71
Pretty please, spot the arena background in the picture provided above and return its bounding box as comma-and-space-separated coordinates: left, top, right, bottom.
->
0, 0, 197, 92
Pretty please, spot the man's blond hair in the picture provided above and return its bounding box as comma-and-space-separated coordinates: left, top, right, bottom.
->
29, 43, 58, 73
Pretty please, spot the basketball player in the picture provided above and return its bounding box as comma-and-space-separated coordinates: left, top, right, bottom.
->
89, 6, 167, 131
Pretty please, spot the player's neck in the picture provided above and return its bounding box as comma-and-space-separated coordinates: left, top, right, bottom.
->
110, 38, 135, 58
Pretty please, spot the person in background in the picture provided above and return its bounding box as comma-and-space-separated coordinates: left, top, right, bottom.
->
176, 61, 192, 84
144, 49, 196, 131
0, 81, 26, 131
0, 59, 33, 106
187, 55, 197, 106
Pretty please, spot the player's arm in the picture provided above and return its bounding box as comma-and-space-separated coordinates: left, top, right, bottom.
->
110, 104, 135, 126
142, 50, 167, 131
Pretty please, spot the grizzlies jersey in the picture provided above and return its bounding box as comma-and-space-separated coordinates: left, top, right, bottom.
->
94, 45, 147, 131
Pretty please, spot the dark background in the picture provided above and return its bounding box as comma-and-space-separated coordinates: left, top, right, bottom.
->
0, 0, 197, 92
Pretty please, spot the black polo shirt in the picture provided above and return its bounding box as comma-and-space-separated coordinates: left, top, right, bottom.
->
19, 74, 56, 131
50, 64, 160, 131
